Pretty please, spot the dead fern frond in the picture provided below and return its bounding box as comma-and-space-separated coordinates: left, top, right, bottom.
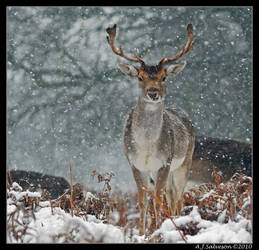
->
142, 186, 188, 243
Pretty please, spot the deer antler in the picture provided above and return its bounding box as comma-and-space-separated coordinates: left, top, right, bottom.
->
106, 24, 145, 65
159, 24, 196, 66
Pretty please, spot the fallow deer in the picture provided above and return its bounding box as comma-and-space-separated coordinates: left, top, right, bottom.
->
106, 24, 196, 235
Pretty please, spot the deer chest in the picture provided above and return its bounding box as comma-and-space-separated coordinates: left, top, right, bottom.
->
131, 146, 164, 172
129, 129, 165, 172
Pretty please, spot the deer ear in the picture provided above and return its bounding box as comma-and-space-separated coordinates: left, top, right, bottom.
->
166, 61, 187, 78
117, 63, 138, 77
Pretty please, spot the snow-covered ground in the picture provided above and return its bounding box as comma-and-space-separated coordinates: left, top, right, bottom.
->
7, 182, 252, 243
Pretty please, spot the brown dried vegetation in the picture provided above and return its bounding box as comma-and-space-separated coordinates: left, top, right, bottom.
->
183, 169, 252, 223
7, 166, 252, 243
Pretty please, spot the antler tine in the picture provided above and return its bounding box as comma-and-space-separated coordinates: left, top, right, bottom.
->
106, 24, 144, 64
159, 24, 196, 65
133, 51, 146, 65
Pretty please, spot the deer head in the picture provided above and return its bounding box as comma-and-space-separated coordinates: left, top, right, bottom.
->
106, 24, 196, 103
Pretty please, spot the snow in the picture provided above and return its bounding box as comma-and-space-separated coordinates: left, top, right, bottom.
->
7, 184, 252, 243
9, 190, 41, 201
217, 209, 227, 223
23, 207, 124, 243
187, 217, 251, 243
152, 206, 251, 243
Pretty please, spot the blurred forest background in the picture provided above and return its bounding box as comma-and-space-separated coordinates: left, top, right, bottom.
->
7, 7, 252, 190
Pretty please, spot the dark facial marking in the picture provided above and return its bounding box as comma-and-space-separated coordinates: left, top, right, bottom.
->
141, 64, 162, 78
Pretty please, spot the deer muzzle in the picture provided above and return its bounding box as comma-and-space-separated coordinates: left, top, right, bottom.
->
146, 87, 160, 102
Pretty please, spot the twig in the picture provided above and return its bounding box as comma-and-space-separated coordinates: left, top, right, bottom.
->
8, 167, 13, 185
69, 165, 74, 217
143, 187, 188, 243
211, 165, 222, 186
49, 198, 54, 215
42, 189, 48, 201
7, 179, 11, 190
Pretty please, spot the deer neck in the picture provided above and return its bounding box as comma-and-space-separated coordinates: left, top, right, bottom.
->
133, 97, 164, 142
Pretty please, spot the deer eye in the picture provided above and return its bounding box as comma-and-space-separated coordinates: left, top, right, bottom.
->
138, 77, 143, 81
162, 77, 166, 81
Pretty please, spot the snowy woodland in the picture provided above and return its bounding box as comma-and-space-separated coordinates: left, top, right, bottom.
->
7, 7, 252, 243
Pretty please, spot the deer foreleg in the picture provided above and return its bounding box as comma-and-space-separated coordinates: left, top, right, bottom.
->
131, 166, 149, 235
153, 165, 170, 229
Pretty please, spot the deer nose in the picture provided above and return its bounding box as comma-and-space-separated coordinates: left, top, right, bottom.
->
147, 88, 160, 101
148, 93, 158, 100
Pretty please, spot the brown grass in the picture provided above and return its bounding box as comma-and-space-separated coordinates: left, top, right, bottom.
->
183, 170, 252, 222
142, 187, 188, 243
7, 166, 252, 243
